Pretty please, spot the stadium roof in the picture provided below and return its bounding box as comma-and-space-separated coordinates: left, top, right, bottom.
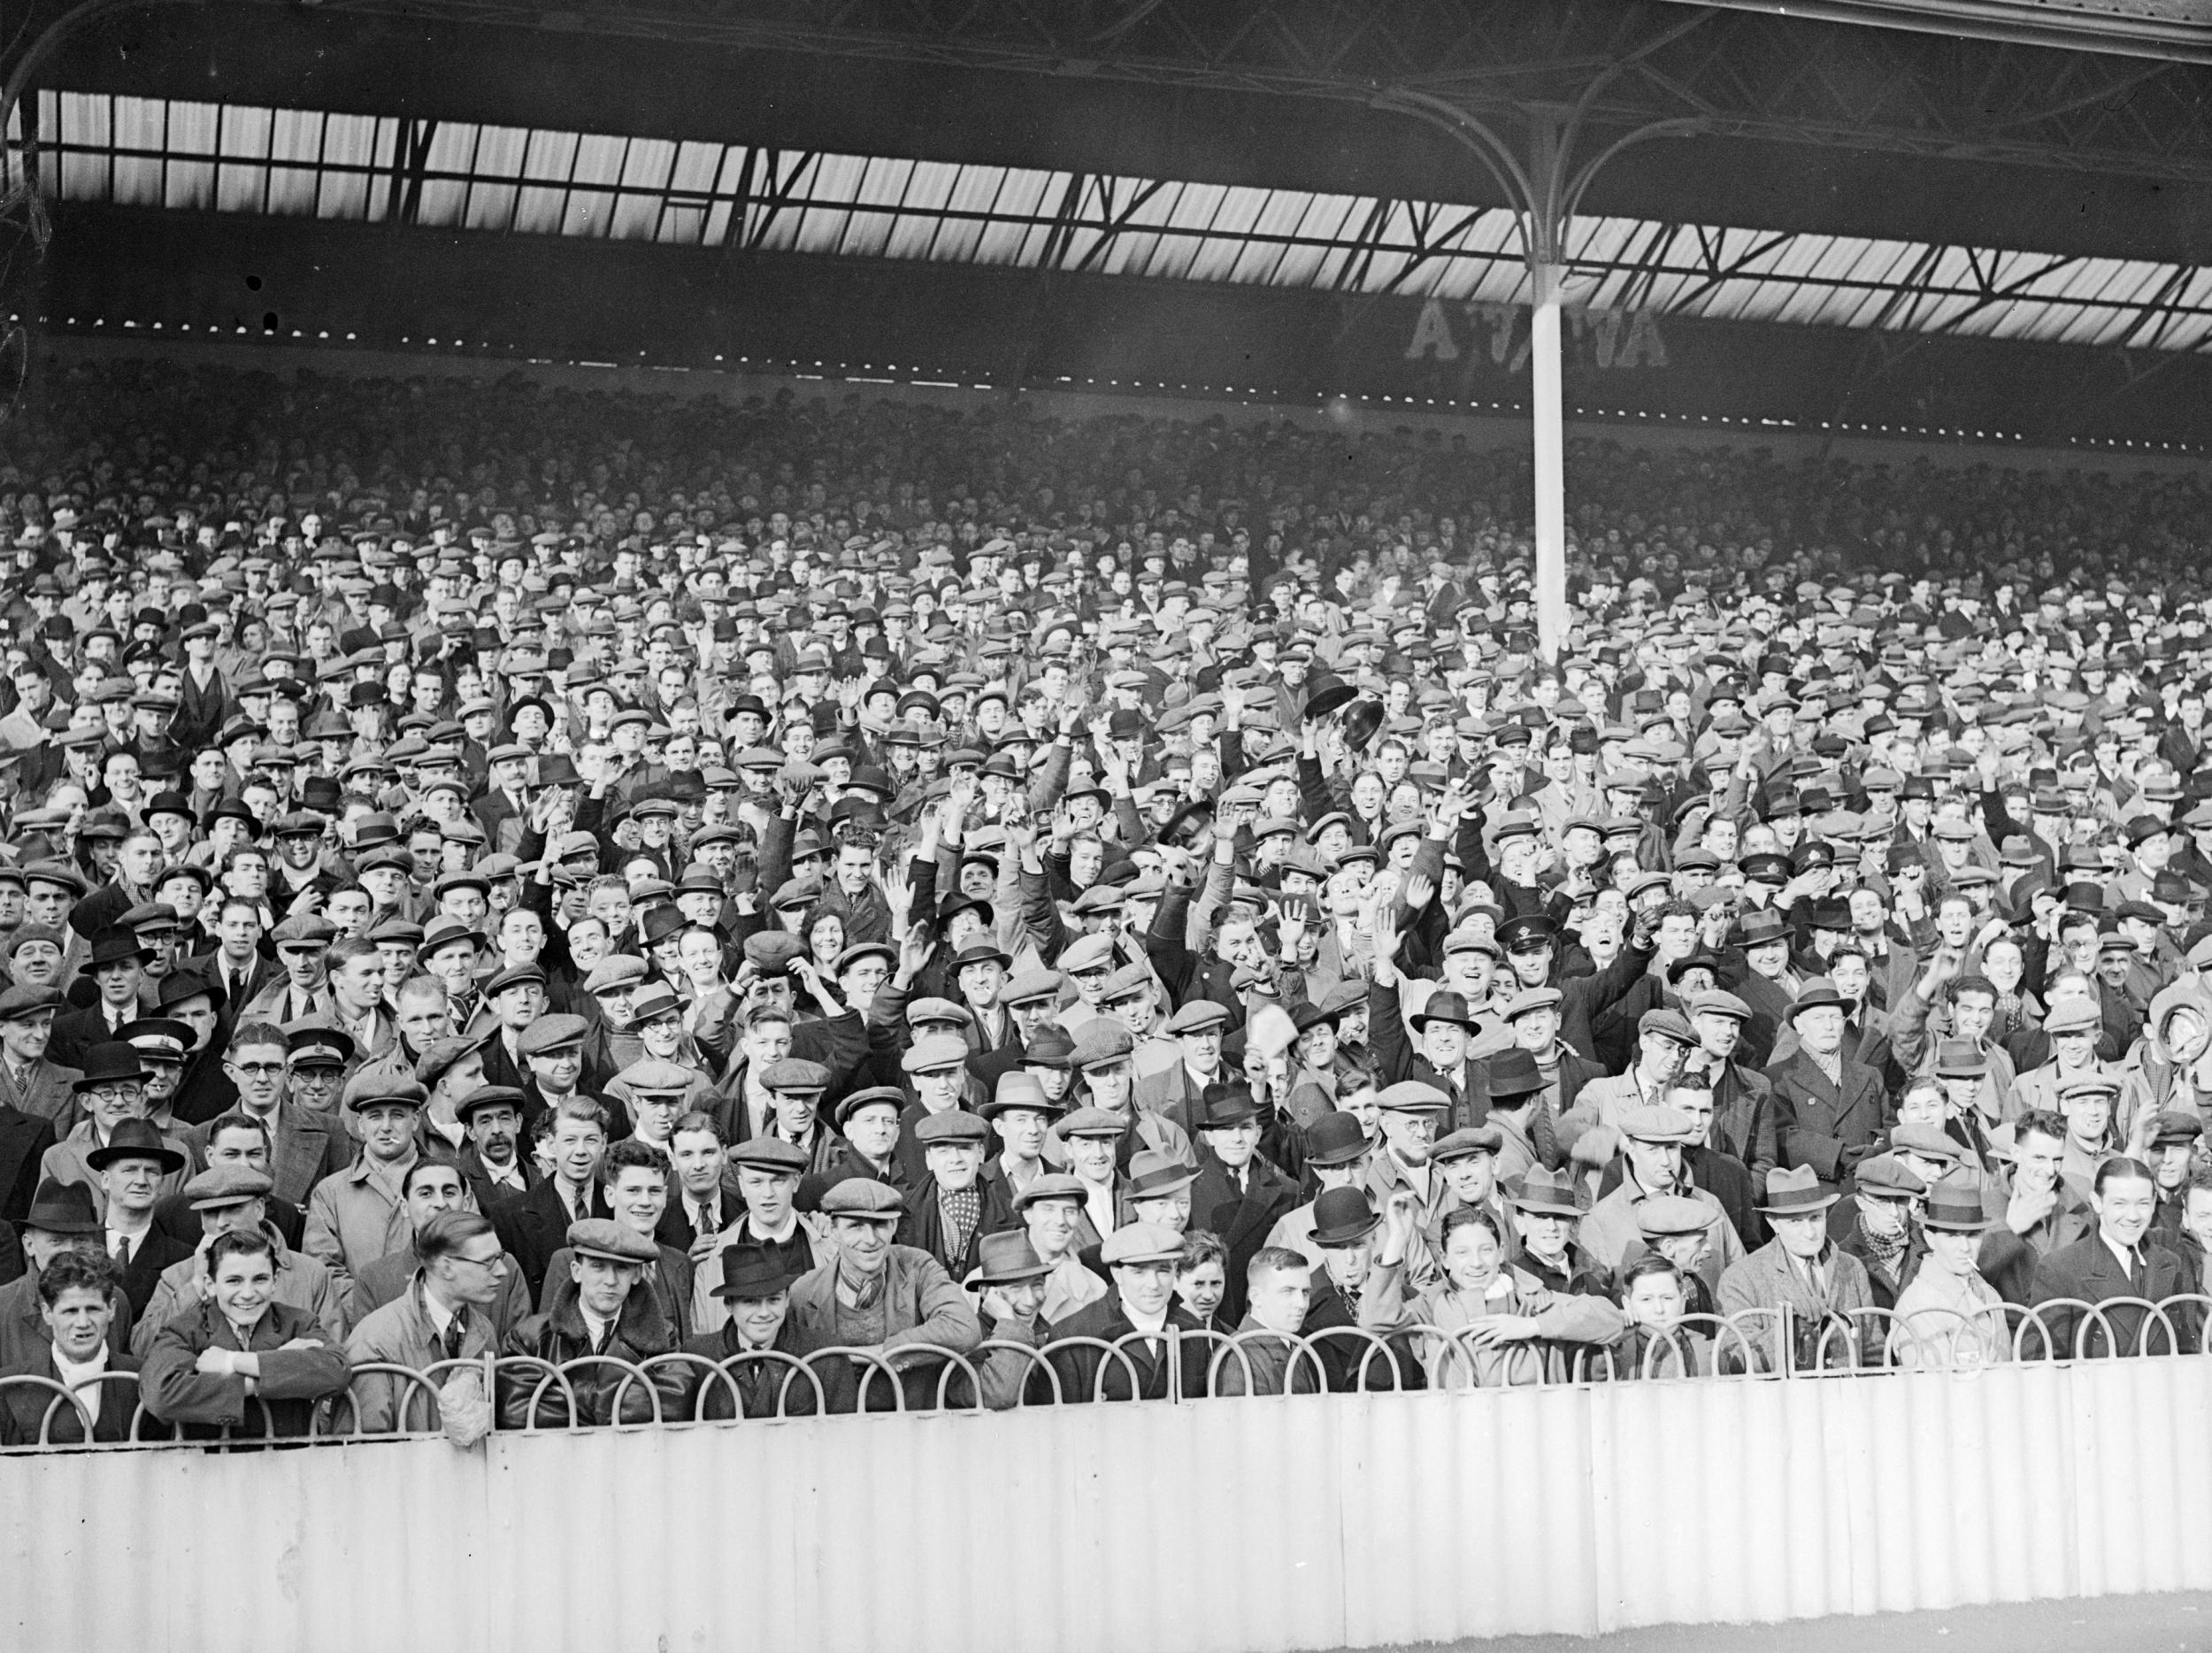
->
23, 89, 2212, 355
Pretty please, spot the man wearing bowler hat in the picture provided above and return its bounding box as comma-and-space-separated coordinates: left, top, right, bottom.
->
1263, 1111, 1372, 1269
1298, 1185, 1421, 1391
50, 928, 155, 1069
41, 1043, 196, 1216
1718, 1166, 1876, 1372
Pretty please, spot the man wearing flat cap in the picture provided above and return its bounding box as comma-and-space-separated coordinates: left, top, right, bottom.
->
0, 981, 78, 1153
497, 1218, 690, 1427
1035, 1220, 1209, 1403
785, 1177, 981, 1411
897, 1109, 1017, 1283
1575, 1103, 1745, 1284
302, 1073, 429, 1288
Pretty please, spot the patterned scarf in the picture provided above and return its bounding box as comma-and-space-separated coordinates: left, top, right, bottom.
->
941, 1185, 983, 1261
1855, 1212, 1908, 1280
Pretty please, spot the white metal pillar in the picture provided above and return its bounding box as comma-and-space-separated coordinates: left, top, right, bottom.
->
1530, 254, 1567, 665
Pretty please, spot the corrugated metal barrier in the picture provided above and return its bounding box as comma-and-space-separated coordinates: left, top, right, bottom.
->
8, 1357, 2212, 1653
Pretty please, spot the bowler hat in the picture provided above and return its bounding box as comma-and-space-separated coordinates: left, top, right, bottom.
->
1309, 1186, 1381, 1246
1304, 1111, 1371, 1166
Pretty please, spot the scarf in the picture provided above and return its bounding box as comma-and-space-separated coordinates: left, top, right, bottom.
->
1855, 1212, 1909, 1280
940, 1185, 983, 1261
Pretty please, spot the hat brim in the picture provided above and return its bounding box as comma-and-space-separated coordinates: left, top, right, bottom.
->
1509, 1195, 1589, 1217
86, 1142, 185, 1173
1310, 1216, 1382, 1247
713, 1271, 803, 1299
1409, 1011, 1473, 1033
1300, 683, 1360, 721
1757, 1189, 1843, 1215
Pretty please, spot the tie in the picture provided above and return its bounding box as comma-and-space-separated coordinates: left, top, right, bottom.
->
111, 1235, 130, 1265
441, 1319, 464, 1363
696, 1204, 716, 1241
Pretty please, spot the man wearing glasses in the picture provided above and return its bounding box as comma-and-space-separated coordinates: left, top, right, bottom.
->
208, 1020, 355, 1207
344, 1209, 510, 1434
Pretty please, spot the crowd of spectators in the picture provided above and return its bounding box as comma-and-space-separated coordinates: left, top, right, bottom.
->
1, 351, 2210, 1442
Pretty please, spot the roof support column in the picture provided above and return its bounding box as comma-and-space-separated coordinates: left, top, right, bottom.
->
1373, 87, 1703, 665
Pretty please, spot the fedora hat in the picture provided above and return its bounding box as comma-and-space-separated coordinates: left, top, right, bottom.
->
1786, 980, 1847, 1020
1506, 1166, 1589, 1217
1125, 1150, 1199, 1200
1299, 671, 1361, 723
1484, 1048, 1547, 1100
972, 1230, 1053, 1287
1757, 1165, 1840, 1214
711, 1243, 803, 1301
1308, 1186, 1381, 1247
85, 929, 152, 971
1736, 908, 1789, 947
24, 1177, 100, 1235
1409, 990, 1477, 1034
85, 1116, 186, 1174
1919, 1170, 1994, 1233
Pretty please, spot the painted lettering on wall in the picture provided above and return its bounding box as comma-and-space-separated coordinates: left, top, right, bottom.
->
1403, 298, 1668, 371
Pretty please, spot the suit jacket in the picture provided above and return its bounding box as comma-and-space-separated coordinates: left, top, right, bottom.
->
1763, 1049, 1892, 1186
2028, 1234, 2191, 1359
138, 1297, 351, 1438
185, 1104, 354, 1209
0, 1057, 81, 1134
341, 1276, 503, 1434
502, 1176, 614, 1301
1187, 1149, 1301, 1324
349, 1245, 533, 1340
1036, 1295, 1208, 1403
108, 1227, 196, 1323
50, 1000, 139, 1070
681, 1315, 852, 1419
0, 1102, 54, 1225
1717, 1239, 1877, 1372
0, 1346, 152, 1444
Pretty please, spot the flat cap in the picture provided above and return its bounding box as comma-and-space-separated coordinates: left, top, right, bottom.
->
820, 1178, 906, 1220
583, 955, 650, 995
621, 1058, 698, 1097
1100, 1222, 1184, 1265
1635, 1194, 1719, 1239
916, 1111, 991, 1147
901, 1034, 971, 1075
566, 1219, 659, 1264
1069, 1023, 1136, 1070
517, 1013, 588, 1057
345, 1072, 429, 1112
184, 1165, 275, 1211
760, 1057, 832, 1093
730, 1138, 809, 1174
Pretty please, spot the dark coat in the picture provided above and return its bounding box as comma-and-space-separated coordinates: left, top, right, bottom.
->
0, 1102, 55, 1226
154, 1188, 305, 1254
1035, 1295, 1209, 1403
1705, 1059, 1779, 1188
0, 1346, 155, 1444
2027, 1234, 2192, 1359
1188, 1149, 1301, 1325
496, 1273, 688, 1428
1763, 1049, 1893, 1186
680, 1316, 853, 1419
1299, 1266, 1425, 1392
500, 1177, 614, 1301
896, 1172, 1020, 1283
138, 1298, 350, 1438
111, 1228, 196, 1323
